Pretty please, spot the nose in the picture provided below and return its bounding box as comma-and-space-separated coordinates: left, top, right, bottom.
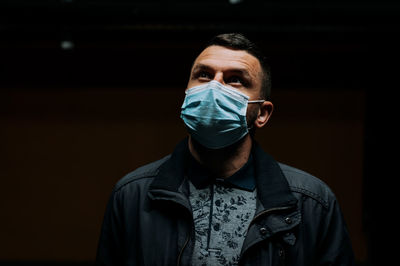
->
213, 72, 224, 85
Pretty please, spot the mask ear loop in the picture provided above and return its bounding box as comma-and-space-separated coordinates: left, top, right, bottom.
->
248, 100, 265, 104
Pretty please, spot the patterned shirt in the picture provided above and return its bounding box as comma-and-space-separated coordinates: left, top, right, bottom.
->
186, 155, 257, 266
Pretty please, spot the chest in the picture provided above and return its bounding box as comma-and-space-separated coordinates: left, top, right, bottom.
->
189, 182, 257, 265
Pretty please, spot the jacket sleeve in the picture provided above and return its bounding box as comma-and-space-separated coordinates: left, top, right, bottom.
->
315, 194, 355, 266
95, 189, 124, 266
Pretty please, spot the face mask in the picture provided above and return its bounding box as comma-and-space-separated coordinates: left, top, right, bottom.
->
180, 80, 265, 149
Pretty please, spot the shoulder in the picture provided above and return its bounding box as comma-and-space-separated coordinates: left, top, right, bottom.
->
279, 163, 335, 209
113, 154, 172, 193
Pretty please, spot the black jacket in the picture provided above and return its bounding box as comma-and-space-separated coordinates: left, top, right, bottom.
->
96, 139, 355, 266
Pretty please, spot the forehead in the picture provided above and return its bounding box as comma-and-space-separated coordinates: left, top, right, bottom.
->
193, 45, 262, 76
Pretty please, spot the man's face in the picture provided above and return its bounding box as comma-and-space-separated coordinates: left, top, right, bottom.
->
187, 45, 264, 100
187, 45, 265, 126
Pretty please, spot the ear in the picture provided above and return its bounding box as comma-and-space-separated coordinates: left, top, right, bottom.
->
254, 101, 273, 128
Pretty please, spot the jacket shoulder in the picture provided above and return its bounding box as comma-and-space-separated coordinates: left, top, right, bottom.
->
113, 154, 171, 192
279, 163, 335, 209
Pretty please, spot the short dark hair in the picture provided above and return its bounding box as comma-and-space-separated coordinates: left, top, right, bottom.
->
205, 33, 271, 100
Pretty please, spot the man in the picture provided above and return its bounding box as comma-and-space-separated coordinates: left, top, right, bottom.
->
96, 33, 355, 265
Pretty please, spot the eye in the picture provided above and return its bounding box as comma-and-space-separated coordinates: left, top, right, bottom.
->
193, 71, 213, 82
198, 71, 211, 80
227, 76, 243, 86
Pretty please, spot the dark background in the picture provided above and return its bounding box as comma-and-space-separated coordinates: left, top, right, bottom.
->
1, 0, 399, 265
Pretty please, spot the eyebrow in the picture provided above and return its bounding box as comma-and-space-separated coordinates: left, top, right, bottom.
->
191, 63, 253, 80
191, 64, 212, 75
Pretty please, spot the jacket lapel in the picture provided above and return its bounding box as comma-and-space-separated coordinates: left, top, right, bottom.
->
253, 142, 298, 210
239, 143, 301, 259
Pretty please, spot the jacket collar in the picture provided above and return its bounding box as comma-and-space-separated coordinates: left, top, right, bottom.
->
147, 138, 190, 209
148, 138, 297, 212
252, 142, 298, 211
148, 138, 189, 193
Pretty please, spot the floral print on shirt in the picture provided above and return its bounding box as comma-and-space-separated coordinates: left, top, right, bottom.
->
189, 182, 257, 266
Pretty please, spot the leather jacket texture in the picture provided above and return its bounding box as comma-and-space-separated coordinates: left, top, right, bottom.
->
96, 139, 355, 266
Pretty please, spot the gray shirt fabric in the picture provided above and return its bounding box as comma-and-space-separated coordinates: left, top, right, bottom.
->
189, 181, 257, 266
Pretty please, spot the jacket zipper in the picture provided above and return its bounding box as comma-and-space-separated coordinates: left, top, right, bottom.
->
151, 196, 192, 266
170, 197, 194, 266
177, 234, 190, 266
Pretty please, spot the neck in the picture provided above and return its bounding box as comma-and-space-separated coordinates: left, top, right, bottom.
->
188, 135, 253, 179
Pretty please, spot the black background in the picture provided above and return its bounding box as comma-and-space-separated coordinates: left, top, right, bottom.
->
1, 1, 399, 265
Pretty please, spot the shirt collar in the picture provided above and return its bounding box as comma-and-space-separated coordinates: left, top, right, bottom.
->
149, 138, 298, 212
186, 151, 256, 192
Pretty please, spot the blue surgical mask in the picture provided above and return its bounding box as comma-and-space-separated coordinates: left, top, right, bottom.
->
180, 80, 265, 149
